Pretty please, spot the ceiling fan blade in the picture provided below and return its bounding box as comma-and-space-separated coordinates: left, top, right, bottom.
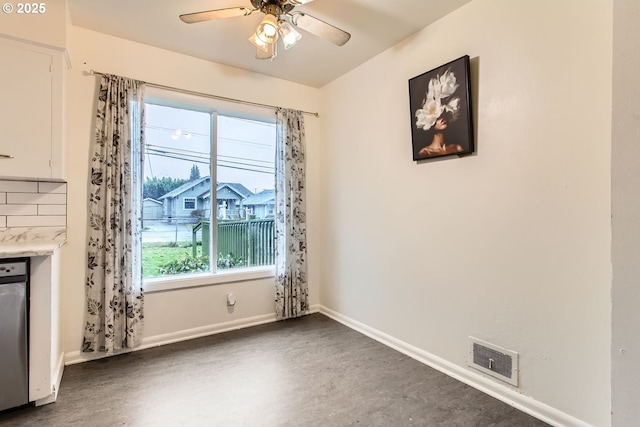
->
289, 12, 351, 46
289, 0, 315, 5
179, 7, 253, 24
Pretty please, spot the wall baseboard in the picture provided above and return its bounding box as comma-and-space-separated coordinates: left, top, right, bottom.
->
140, 312, 279, 350
65, 305, 322, 366
319, 306, 595, 427
65, 312, 278, 365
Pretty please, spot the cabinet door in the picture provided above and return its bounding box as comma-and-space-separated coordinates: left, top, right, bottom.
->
0, 40, 53, 179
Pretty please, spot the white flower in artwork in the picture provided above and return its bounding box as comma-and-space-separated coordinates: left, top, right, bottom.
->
438, 69, 459, 97
415, 97, 442, 130
444, 96, 460, 112
443, 97, 461, 120
415, 68, 461, 131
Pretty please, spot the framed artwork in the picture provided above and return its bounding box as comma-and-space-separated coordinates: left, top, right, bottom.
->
408, 55, 474, 161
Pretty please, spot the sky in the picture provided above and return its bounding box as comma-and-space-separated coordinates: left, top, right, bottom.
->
144, 104, 276, 194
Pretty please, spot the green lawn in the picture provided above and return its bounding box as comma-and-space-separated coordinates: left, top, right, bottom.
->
142, 242, 202, 278
142, 240, 257, 278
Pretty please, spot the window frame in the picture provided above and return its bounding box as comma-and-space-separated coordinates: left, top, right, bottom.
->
183, 197, 196, 210
142, 87, 277, 293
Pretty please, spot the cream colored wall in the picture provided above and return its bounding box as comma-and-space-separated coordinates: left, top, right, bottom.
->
0, 0, 67, 48
62, 26, 322, 355
319, 1, 611, 426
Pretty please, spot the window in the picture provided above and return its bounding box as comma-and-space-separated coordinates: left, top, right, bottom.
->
183, 197, 196, 210
141, 93, 276, 286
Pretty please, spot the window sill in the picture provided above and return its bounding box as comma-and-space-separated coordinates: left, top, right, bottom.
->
144, 266, 276, 293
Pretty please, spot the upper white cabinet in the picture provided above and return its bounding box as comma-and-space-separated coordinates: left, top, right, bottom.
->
0, 37, 64, 180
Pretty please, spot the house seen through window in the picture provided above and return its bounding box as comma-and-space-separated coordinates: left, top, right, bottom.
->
142, 102, 276, 280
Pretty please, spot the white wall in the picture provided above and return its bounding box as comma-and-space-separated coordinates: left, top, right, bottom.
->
319, 1, 611, 426
62, 26, 322, 357
0, 0, 67, 49
611, 1, 640, 425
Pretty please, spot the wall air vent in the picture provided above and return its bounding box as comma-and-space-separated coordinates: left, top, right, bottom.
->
468, 337, 519, 387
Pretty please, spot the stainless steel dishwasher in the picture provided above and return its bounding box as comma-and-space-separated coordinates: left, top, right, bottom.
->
0, 258, 29, 412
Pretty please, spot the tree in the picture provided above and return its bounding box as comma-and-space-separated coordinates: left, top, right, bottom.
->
143, 176, 188, 200
189, 164, 201, 181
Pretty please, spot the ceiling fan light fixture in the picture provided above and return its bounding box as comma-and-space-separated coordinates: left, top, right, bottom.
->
256, 39, 277, 61
256, 13, 279, 44
278, 21, 302, 50
249, 33, 270, 52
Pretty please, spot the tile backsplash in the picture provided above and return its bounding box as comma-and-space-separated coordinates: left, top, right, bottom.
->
0, 179, 67, 229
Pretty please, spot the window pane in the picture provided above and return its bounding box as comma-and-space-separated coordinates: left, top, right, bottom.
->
216, 115, 275, 270
183, 198, 196, 210
142, 104, 212, 278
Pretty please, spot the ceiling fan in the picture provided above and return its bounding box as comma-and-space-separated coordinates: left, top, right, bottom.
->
179, 0, 351, 60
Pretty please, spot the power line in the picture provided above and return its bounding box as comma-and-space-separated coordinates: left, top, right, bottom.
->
145, 148, 273, 170
217, 158, 274, 172
218, 154, 273, 165
145, 150, 274, 175
217, 136, 274, 149
217, 163, 274, 175
146, 144, 273, 166
146, 123, 274, 147
146, 149, 208, 164
146, 143, 210, 157
145, 126, 274, 149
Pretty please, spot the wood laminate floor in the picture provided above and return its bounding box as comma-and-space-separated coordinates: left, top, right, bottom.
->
0, 313, 551, 426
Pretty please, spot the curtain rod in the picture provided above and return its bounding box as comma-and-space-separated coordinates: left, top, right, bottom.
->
88, 70, 319, 118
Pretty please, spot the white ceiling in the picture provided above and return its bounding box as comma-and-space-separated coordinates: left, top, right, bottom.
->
67, 0, 471, 88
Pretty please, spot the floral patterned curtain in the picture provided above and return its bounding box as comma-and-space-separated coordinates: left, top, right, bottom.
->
275, 108, 308, 319
83, 75, 145, 354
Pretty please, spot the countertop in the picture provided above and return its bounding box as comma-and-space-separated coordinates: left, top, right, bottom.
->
0, 240, 65, 258
0, 227, 67, 257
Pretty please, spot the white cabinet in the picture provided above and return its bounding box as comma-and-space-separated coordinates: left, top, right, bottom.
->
0, 37, 64, 180
29, 252, 64, 406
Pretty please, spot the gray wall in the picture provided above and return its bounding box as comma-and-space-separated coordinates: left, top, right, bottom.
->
612, 1, 640, 425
